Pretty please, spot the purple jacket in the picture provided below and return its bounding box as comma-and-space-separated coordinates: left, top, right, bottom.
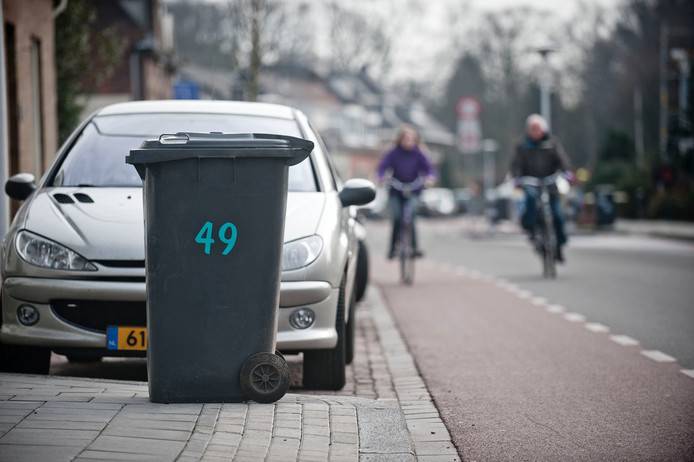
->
377, 146, 434, 184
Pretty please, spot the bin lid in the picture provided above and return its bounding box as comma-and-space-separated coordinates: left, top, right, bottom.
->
126, 133, 314, 176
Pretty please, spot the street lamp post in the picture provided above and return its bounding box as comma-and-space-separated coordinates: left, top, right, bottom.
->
535, 47, 555, 131
481, 139, 499, 219
671, 48, 690, 129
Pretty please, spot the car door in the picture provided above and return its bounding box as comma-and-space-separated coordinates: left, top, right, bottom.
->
295, 113, 358, 318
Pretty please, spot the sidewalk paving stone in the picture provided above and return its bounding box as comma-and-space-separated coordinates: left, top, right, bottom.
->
0, 286, 458, 461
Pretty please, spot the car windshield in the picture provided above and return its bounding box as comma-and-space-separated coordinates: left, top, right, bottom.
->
52, 113, 317, 192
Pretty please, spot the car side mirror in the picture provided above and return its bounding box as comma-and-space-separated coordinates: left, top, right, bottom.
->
339, 178, 376, 207
5, 173, 37, 201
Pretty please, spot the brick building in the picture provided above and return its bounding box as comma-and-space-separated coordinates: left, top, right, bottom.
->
2, 0, 57, 179
80, 0, 175, 117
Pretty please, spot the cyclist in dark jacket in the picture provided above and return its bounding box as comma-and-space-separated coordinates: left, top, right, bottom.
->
510, 114, 572, 262
377, 125, 434, 259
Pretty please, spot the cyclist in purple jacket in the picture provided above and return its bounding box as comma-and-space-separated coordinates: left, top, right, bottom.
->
377, 125, 435, 259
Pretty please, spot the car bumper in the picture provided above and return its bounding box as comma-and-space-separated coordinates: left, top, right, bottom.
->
1, 277, 338, 352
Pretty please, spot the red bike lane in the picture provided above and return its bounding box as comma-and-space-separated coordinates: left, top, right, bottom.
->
373, 257, 694, 461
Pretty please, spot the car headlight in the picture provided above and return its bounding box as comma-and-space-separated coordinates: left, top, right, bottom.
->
282, 235, 323, 271
15, 230, 97, 271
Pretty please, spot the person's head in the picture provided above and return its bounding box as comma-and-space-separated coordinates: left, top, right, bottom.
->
525, 114, 548, 141
396, 125, 419, 151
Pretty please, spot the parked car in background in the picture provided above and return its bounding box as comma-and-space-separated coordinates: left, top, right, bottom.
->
360, 186, 389, 219
418, 188, 457, 217
0, 100, 375, 390
453, 188, 473, 215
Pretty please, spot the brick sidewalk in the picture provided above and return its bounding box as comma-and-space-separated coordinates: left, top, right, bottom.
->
0, 288, 458, 462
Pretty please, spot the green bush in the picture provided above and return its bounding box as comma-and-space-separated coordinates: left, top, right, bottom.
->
647, 190, 694, 221
56, 0, 123, 143
588, 160, 652, 218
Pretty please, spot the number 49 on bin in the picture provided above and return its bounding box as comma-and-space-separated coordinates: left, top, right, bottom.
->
195, 221, 238, 255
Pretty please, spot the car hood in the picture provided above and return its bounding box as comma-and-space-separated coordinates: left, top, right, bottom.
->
22, 188, 325, 260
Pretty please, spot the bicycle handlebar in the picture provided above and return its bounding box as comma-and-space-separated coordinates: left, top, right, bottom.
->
517, 172, 562, 188
387, 177, 425, 194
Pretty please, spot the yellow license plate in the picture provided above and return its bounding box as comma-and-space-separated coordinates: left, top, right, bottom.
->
106, 326, 147, 351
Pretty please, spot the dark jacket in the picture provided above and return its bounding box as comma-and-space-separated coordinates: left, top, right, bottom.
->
510, 134, 571, 178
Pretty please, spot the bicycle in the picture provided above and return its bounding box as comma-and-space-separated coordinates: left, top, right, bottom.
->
518, 173, 561, 279
388, 177, 424, 285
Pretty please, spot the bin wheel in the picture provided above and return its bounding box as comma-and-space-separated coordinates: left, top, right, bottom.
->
240, 352, 289, 403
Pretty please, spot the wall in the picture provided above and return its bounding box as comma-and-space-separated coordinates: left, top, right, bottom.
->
3, 0, 57, 177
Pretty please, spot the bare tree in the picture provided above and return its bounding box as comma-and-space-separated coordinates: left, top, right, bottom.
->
233, 0, 319, 99
325, 1, 394, 79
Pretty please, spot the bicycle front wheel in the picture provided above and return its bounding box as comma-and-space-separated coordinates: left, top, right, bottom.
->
400, 252, 415, 285
399, 227, 415, 285
542, 225, 557, 279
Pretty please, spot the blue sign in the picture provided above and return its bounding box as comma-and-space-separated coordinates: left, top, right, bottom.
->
106, 326, 118, 350
173, 80, 200, 99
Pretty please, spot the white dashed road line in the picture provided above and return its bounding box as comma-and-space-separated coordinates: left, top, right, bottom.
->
450, 264, 688, 380
610, 335, 640, 347
641, 350, 677, 363
563, 312, 587, 323
516, 290, 532, 299
585, 322, 610, 333
546, 304, 566, 314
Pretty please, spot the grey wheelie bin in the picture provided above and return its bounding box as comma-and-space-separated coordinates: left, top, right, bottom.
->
126, 132, 313, 404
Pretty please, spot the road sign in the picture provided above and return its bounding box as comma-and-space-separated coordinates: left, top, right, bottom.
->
173, 80, 200, 99
457, 97, 482, 154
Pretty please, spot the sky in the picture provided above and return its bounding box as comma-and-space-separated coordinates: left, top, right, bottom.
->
472, 0, 619, 14
292, 0, 624, 84
389, 0, 622, 82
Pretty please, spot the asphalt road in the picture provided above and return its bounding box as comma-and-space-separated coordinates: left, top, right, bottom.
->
370, 217, 694, 369
369, 217, 694, 461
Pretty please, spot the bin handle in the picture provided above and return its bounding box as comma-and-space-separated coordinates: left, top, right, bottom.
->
159, 133, 190, 144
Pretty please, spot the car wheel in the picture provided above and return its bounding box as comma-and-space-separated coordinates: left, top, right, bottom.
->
345, 289, 356, 365
355, 240, 369, 302
0, 341, 51, 374
303, 277, 346, 390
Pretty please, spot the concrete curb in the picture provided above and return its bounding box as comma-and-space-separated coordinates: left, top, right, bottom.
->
368, 287, 460, 461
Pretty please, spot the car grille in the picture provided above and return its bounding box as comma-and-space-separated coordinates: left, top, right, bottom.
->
51, 300, 146, 333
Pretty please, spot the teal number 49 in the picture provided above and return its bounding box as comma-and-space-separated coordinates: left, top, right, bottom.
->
195, 221, 238, 255
194, 221, 215, 255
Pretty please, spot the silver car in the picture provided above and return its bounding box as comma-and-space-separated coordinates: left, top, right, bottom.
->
0, 100, 375, 390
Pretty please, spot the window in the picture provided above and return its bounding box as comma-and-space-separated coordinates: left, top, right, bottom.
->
313, 126, 342, 189
52, 113, 318, 191
4, 22, 18, 176
30, 37, 44, 176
